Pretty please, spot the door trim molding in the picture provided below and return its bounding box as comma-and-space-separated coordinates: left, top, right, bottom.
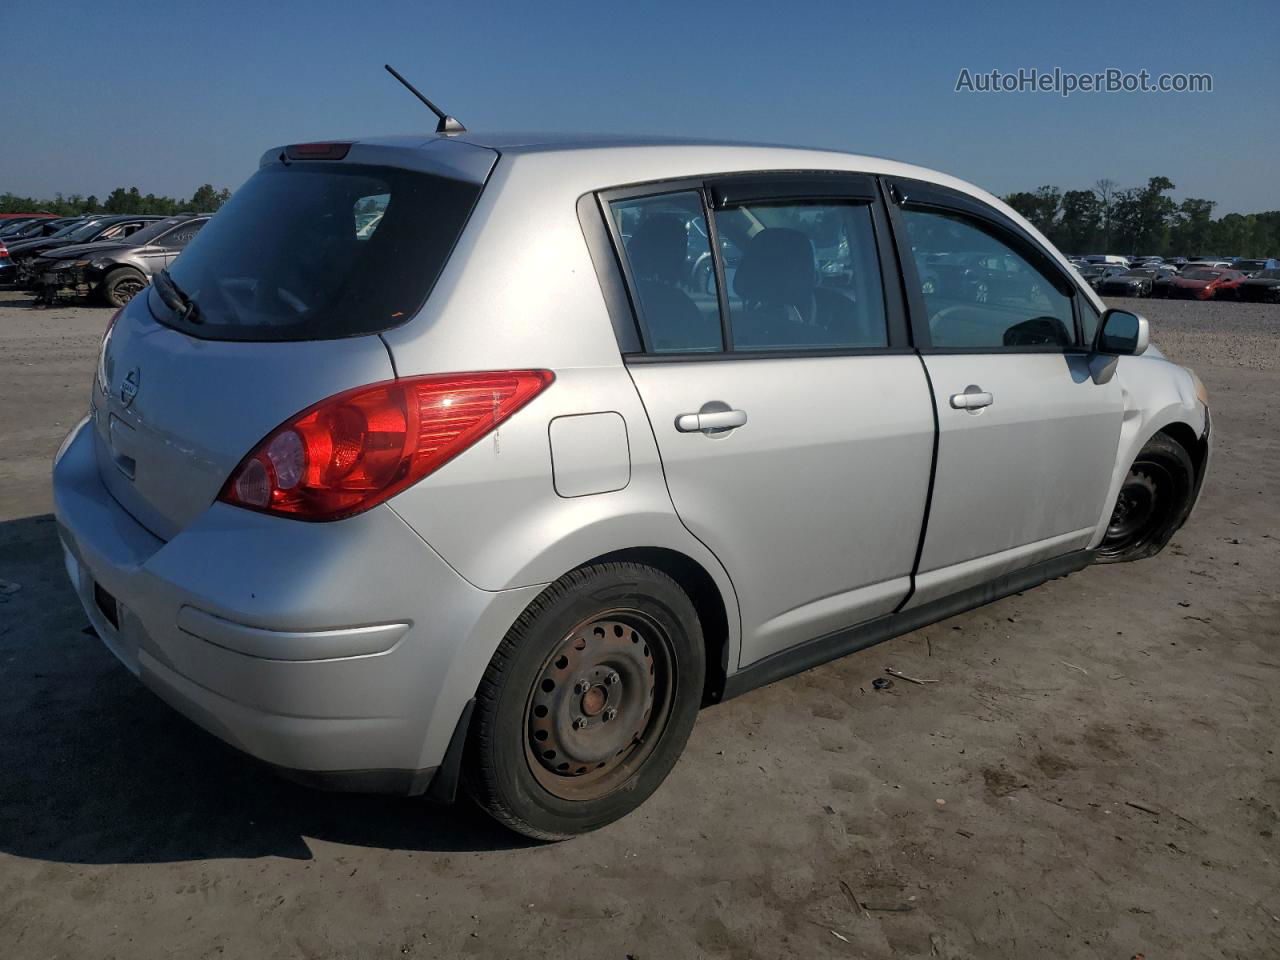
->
718, 549, 1092, 701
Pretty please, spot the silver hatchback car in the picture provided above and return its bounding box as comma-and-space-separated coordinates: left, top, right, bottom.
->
54, 132, 1211, 839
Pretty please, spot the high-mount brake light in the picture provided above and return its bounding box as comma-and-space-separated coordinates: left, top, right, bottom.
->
285, 142, 353, 161
219, 370, 554, 521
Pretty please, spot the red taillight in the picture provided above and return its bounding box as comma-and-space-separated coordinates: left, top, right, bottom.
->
219, 370, 554, 521
0, 243, 9, 257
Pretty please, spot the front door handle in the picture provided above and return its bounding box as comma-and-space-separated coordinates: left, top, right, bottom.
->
675, 408, 748, 433
950, 388, 994, 410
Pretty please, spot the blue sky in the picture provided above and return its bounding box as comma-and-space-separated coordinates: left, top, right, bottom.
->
2, 0, 1277, 213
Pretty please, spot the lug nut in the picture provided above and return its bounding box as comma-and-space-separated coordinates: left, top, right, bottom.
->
605, 671, 621, 686
571, 716, 587, 730
603, 707, 618, 722
574, 679, 590, 695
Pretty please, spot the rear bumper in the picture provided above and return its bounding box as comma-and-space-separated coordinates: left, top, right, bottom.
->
53, 417, 541, 793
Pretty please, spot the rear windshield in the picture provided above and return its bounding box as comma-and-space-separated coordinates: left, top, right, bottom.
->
156, 162, 483, 341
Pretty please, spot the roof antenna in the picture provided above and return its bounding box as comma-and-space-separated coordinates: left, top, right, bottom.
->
384, 64, 465, 135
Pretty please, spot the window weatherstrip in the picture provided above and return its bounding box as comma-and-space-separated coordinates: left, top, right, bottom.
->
700, 185, 734, 352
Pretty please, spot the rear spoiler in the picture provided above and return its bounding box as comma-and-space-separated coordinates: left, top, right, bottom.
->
259, 137, 498, 185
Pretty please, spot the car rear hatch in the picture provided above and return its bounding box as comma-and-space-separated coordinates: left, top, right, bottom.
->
91, 137, 498, 541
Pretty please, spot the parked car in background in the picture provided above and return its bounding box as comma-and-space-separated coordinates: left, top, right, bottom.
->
0, 219, 38, 238
1230, 258, 1278, 276
0, 242, 14, 285
1097, 266, 1175, 298
1236, 268, 1280, 303
1, 216, 84, 242
1079, 263, 1130, 290
32, 214, 208, 306
1186, 259, 1232, 269
10, 215, 162, 285
52, 132, 1211, 840
1, 216, 71, 239
1160, 267, 1246, 300
0, 212, 56, 223
1083, 254, 1128, 265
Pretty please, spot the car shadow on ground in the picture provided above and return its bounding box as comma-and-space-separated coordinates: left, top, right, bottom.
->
0, 294, 106, 309
0, 514, 534, 864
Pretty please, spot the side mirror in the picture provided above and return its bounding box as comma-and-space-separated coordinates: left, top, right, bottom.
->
1096, 308, 1149, 356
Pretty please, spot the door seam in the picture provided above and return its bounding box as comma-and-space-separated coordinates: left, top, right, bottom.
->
894, 351, 941, 614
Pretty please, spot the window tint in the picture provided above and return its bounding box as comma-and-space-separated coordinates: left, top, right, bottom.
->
903, 208, 1075, 349
714, 201, 887, 351
159, 220, 205, 248
609, 191, 722, 353
161, 163, 482, 341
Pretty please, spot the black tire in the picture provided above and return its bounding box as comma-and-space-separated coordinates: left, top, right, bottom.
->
1096, 434, 1195, 563
101, 268, 147, 308
464, 562, 705, 840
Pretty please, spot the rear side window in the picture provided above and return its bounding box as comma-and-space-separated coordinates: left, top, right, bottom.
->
159, 163, 482, 341
714, 201, 887, 351
608, 191, 723, 353
903, 208, 1075, 349
158, 220, 205, 249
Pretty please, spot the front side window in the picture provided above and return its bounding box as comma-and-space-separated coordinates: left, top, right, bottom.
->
608, 191, 722, 353
713, 201, 887, 351
904, 208, 1075, 349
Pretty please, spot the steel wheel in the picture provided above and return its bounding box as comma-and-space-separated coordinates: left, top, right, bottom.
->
1096, 434, 1195, 562
465, 562, 705, 840
524, 611, 674, 801
1105, 470, 1160, 547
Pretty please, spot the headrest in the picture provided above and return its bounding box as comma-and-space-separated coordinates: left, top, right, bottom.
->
628, 215, 688, 284
733, 228, 817, 305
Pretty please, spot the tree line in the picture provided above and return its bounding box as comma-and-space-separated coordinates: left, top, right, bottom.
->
0, 184, 232, 217
1002, 177, 1279, 258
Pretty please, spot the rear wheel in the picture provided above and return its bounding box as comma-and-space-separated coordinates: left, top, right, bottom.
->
102, 268, 147, 308
1096, 434, 1195, 563
465, 562, 705, 840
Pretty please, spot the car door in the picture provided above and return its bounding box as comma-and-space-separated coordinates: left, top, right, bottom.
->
602, 175, 936, 667
884, 178, 1124, 608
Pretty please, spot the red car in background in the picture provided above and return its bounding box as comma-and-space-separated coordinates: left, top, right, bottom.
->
0, 213, 58, 221
1162, 268, 1246, 300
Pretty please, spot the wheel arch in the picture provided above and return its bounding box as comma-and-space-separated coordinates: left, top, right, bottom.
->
1089, 357, 1208, 552
585, 546, 734, 705
1156, 420, 1208, 481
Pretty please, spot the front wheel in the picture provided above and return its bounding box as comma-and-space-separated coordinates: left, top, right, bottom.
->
101, 268, 147, 308
464, 562, 705, 840
1096, 434, 1195, 563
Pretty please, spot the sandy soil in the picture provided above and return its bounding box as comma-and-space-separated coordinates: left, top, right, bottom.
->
0, 290, 1276, 959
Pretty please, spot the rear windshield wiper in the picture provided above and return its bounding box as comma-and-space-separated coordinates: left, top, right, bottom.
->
155, 268, 202, 324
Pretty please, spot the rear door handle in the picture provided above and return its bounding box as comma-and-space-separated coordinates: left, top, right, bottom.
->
949, 389, 994, 410
675, 409, 748, 433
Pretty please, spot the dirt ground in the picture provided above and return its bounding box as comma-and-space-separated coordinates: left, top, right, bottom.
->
0, 289, 1277, 959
